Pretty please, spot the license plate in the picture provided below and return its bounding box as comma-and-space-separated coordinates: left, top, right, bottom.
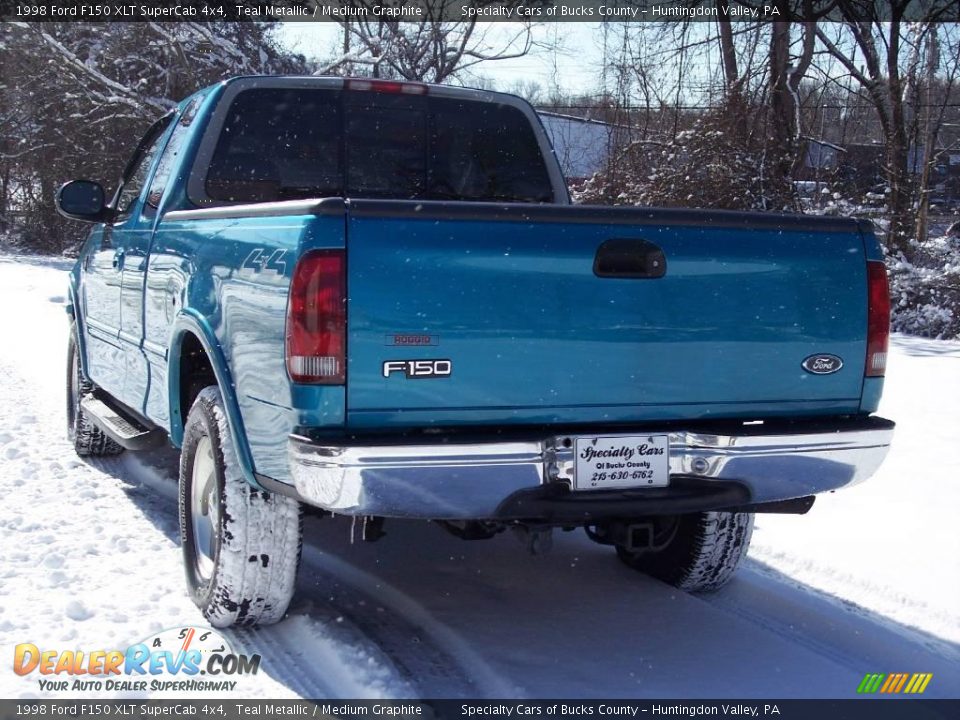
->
573, 435, 670, 490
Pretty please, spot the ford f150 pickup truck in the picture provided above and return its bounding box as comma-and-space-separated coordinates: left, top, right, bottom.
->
59, 76, 894, 627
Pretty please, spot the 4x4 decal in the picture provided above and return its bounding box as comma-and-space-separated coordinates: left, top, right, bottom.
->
241, 248, 288, 275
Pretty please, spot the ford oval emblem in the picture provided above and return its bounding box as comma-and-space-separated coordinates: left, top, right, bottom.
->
802, 354, 844, 375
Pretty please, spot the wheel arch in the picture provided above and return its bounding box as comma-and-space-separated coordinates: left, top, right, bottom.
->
66, 275, 90, 381
168, 310, 260, 488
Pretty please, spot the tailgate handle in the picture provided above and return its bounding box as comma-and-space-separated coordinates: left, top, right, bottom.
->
594, 239, 667, 279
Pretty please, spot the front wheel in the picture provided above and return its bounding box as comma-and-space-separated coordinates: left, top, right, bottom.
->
179, 386, 302, 627
615, 511, 754, 592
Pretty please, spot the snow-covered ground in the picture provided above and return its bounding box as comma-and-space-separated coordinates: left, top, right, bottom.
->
0, 252, 957, 700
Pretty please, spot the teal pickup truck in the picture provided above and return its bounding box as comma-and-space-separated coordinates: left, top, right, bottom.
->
59, 76, 894, 627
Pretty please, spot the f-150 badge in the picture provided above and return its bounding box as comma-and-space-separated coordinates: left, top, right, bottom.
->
383, 359, 452, 379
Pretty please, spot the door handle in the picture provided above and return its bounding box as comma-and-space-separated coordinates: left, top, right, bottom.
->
594, 239, 667, 279
112, 249, 125, 270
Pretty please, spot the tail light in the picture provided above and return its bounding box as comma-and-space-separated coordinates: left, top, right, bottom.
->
865, 260, 890, 377
286, 250, 346, 384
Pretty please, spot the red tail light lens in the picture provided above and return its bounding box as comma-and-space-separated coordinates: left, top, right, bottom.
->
866, 260, 890, 377
286, 250, 346, 384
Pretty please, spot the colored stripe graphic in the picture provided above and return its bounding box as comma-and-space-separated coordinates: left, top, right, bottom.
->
857, 673, 884, 693
857, 672, 932, 694
905, 673, 934, 694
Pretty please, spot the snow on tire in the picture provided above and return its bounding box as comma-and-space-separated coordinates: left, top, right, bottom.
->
179, 386, 302, 627
66, 325, 124, 458
616, 511, 754, 593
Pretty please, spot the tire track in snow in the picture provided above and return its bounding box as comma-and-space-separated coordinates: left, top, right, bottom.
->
697, 586, 868, 671
698, 563, 960, 675
230, 623, 337, 699
298, 541, 516, 699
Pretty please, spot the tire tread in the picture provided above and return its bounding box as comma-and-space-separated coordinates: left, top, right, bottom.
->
179, 387, 301, 627
617, 511, 754, 593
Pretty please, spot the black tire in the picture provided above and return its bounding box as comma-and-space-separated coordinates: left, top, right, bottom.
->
179, 386, 302, 627
616, 511, 754, 592
66, 325, 124, 457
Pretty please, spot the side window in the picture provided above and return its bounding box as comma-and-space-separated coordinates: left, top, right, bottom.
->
146, 105, 198, 208
115, 115, 172, 221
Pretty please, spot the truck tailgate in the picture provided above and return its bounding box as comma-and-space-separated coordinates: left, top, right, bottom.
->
344, 201, 868, 429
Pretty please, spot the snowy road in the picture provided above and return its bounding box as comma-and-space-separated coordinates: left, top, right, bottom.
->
0, 253, 957, 700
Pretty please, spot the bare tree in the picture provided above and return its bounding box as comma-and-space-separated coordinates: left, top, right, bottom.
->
316, 1, 537, 83
581, 17, 816, 211
814, 2, 954, 252
0, 22, 307, 252
716, 0, 741, 92
766, 0, 820, 195
914, 27, 941, 244
912, 27, 960, 244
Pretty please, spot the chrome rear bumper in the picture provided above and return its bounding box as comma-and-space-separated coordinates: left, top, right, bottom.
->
288, 417, 894, 520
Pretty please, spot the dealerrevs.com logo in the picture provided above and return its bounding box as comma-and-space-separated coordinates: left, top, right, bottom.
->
13, 626, 260, 693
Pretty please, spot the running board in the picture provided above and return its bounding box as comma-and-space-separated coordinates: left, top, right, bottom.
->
80, 396, 166, 451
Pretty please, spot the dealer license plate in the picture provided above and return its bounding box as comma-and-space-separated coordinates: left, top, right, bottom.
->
573, 435, 670, 490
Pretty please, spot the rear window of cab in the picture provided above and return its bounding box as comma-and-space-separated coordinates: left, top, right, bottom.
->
201, 88, 554, 205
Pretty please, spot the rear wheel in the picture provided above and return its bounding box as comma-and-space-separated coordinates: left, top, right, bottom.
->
66, 325, 124, 457
179, 386, 301, 627
615, 511, 754, 592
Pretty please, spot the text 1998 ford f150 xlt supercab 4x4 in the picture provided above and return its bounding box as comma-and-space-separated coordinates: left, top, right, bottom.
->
59, 76, 894, 627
